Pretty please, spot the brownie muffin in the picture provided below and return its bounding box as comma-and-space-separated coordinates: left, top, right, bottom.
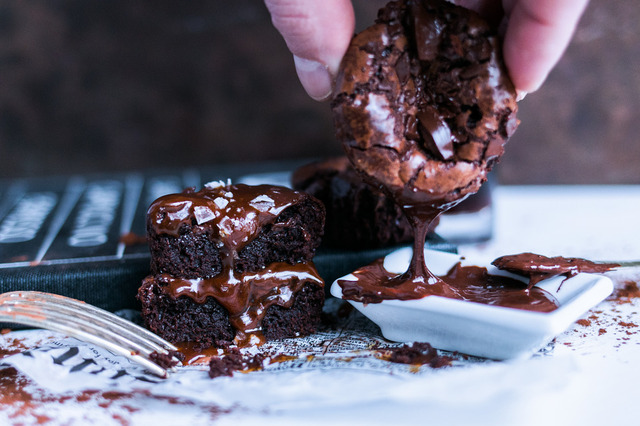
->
138, 182, 326, 347
292, 156, 441, 249
331, 0, 518, 208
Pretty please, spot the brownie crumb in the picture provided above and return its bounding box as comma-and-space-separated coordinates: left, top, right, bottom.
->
208, 348, 266, 379
383, 342, 452, 368
149, 350, 184, 369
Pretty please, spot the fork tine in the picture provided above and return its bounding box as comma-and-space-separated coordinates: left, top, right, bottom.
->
0, 306, 171, 377
1, 292, 177, 354
2, 302, 165, 358
28, 292, 178, 351
0, 291, 180, 378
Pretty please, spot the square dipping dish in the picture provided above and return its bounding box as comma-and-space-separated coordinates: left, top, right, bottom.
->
331, 247, 613, 360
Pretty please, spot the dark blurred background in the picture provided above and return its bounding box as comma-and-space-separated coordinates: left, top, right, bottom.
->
1, 0, 638, 183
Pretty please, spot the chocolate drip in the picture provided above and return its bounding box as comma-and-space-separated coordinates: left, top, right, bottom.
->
339, 260, 558, 312
338, 196, 461, 304
492, 252, 620, 290
147, 183, 323, 346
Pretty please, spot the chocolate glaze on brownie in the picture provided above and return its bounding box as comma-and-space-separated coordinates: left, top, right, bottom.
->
147, 183, 324, 277
139, 182, 326, 346
492, 253, 620, 290
139, 278, 324, 347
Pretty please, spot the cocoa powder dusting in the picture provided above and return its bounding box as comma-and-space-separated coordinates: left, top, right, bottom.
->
611, 281, 640, 304
0, 366, 231, 422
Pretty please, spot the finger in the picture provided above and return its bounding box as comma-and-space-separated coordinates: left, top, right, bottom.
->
503, 0, 589, 93
265, 0, 355, 100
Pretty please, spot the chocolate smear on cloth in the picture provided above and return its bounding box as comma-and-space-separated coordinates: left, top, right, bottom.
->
492, 253, 620, 290
611, 281, 640, 303
332, 0, 517, 301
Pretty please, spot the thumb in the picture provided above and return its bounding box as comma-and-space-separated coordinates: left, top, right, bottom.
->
502, 0, 589, 93
265, 0, 355, 100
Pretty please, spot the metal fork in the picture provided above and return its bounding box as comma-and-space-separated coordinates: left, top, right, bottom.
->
0, 291, 181, 378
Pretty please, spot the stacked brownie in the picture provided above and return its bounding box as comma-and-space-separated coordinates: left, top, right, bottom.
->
138, 182, 325, 347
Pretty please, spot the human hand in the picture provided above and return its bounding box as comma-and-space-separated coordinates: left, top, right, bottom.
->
454, 0, 589, 99
264, 0, 589, 100
264, 0, 355, 101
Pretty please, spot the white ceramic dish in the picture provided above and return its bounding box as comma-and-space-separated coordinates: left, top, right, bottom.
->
330, 247, 613, 360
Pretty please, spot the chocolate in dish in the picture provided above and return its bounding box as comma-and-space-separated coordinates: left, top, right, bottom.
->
492, 253, 620, 290
138, 182, 326, 347
332, 0, 518, 301
339, 259, 559, 312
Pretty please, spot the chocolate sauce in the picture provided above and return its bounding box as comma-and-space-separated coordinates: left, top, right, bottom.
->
176, 342, 224, 365
340, 260, 559, 312
388, 202, 461, 299
492, 252, 620, 290
148, 183, 324, 346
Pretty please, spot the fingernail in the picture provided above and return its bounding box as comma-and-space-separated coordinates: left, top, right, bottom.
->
293, 55, 333, 101
516, 90, 527, 102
